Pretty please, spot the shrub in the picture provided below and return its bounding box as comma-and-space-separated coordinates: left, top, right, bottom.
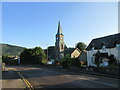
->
20, 47, 46, 64
61, 54, 72, 69
2, 55, 18, 65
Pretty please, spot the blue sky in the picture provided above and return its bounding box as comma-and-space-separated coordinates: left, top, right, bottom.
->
2, 2, 118, 49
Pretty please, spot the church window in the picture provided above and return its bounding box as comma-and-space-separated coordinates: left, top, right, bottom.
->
61, 44, 64, 49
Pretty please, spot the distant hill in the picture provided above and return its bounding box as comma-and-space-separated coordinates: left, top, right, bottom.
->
0, 43, 26, 56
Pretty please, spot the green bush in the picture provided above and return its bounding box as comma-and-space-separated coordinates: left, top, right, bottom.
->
2, 55, 18, 65
61, 54, 72, 69
72, 58, 81, 67
20, 47, 47, 64
42, 59, 48, 65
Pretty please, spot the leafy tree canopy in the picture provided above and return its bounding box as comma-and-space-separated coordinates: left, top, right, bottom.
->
2, 55, 18, 65
20, 47, 46, 64
76, 42, 86, 51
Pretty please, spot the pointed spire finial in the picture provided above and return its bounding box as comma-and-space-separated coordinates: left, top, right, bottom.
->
58, 20, 60, 25
57, 21, 63, 35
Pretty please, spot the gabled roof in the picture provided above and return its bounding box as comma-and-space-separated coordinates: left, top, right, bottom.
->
64, 48, 80, 55
86, 33, 120, 50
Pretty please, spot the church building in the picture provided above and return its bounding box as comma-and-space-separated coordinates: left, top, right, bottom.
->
55, 21, 65, 60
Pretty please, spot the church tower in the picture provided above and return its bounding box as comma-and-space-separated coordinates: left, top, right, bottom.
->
55, 21, 65, 60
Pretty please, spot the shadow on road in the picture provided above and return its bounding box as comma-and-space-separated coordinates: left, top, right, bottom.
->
2, 71, 21, 80
2, 65, 65, 80
33, 79, 118, 89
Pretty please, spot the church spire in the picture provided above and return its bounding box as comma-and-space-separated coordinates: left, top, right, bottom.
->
57, 21, 63, 35
55, 21, 64, 60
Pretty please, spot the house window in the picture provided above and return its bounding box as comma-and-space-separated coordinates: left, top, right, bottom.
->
102, 46, 106, 51
101, 42, 106, 51
102, 46, 106, 49
91, 44, 95, 51
73, 55, 75, 58
116, 44, 120, 49
92, 47, 95, 51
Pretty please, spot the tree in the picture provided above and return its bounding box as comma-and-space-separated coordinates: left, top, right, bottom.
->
2, 55, 18, 65
76, 42, 86, 51
61, 54, 72, 68
20, 47, 46, 64
72, 57, 81, 67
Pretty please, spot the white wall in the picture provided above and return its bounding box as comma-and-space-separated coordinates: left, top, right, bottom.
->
87, 47, 120, 66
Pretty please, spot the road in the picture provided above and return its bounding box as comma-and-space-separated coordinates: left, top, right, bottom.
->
2, 65, 119, 89
2, 68, 27, 89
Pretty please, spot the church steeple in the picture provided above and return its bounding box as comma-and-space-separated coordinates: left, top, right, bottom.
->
55, 21, 65, 60
57, 21, 63, 35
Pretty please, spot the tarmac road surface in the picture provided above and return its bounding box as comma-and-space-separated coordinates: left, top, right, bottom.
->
2, 68, 27, 89
2, 65, 119, 89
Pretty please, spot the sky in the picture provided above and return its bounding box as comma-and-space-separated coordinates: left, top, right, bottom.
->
2, 2, 118, 49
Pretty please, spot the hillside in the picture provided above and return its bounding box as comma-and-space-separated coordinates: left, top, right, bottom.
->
0, 43, 26, 56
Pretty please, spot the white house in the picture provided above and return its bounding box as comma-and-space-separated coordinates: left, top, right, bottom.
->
86, 33, 120, 67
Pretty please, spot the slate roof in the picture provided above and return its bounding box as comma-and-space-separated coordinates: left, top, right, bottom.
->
64, 48, 80, 55
78, 50, 87, 61
44, 46, 55, 59
86, 33, 120, 50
